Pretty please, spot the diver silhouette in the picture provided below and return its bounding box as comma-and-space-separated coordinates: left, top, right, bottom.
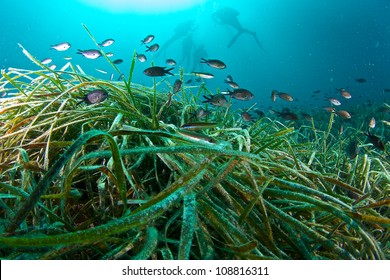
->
179, 33, 194, 70
157, 19, 198, 57
191, 43, 208, 71
212, 7, 263, 49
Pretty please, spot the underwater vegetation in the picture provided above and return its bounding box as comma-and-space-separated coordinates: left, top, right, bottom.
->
0, 28, 389, 260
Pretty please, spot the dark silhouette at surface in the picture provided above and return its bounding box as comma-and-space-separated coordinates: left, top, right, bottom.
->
212, 7, 263, 49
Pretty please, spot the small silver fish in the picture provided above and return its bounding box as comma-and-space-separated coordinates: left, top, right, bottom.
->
99, 38, 115, 47
50, 42, 71, 51
77, 49, 102, 59
241, 112, 254, 122
336, 110, 351, 119
146, 43, 159, 52
191, 72, 214, 79
141, 34, 155, 45
41, 58, 52, 65
106, 52, 114, 57
368, 117, 376, 129
225, 75, 233, 82
166, 59, 177, 66
78, 89, 108, 105
173, 79, 182, 93
271, 90, 278, 102
166, 93, 173, 108
192, 108, 211, 119
117, 74, 125, 81
224, 80, 239, 89
95, 68, 108, 74
323, 107, 335, 113
136, 53, 147, 62
277, 92, 294, 102
226, 88, 254, 101
202, 94, 228, 107
337, 88, 352, 99
327, 97, 341, 106
49, 64, 57, 70
200, 58, 226, 69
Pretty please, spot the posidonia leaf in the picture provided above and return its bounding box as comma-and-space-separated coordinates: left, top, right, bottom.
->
178, 193, 197, 260
132, 227, 159, 260
6, 130, 126, 233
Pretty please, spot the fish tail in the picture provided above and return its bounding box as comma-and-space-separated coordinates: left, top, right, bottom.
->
165, 67, 175, 76
202, 95, 210, 103
76, 98, 84, 106
200, 58, 207, 63
189, 112, 196, 120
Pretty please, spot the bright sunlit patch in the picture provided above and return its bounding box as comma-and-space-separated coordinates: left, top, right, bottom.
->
79, 0, 207, 14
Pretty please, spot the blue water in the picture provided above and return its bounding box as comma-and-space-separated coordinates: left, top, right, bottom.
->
1, 0, 389, 112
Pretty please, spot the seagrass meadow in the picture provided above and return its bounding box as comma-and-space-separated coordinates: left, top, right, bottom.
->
0, 44, 389, 260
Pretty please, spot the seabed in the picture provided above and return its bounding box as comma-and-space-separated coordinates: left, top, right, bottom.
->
0, 42, 389, 260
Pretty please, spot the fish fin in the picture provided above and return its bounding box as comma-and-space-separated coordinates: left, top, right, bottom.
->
76, 99, 84, 106
165, 67, 175, 76
189, 112, 196, 120
202, 95, 210, 102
